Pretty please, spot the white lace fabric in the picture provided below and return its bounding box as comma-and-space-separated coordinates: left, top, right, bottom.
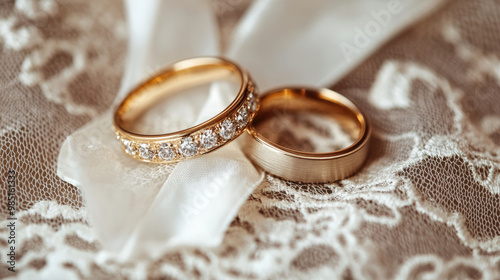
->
1, 0, 500, 279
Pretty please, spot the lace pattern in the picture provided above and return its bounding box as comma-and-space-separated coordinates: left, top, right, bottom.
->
1, 0, 500, 279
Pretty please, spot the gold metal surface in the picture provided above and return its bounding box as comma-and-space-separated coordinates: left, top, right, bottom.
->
113, 57, 258, 163
244, 87, 371, 183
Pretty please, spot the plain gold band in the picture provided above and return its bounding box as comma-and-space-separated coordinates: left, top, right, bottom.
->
113, 57, 259, 163
243, 87, 371, 183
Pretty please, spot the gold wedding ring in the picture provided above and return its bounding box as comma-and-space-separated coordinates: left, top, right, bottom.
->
113, 57, 259, 163
244, 87, 371, 183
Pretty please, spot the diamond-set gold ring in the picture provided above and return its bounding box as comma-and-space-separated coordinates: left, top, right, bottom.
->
113, 57, 259, 163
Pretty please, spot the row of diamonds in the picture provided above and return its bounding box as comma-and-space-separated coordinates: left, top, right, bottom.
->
117, 90, 258, 163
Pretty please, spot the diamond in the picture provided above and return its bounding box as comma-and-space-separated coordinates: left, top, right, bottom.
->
180, 137, 198, 157
219, 119, 236, 140
248, 81, 255, 93
247, 93, 257, 112
236, 106, 249, 128
122, 139, 136, 155
159, 143, 176, 160
201, 129, 218, 150
138, 143, 155, 160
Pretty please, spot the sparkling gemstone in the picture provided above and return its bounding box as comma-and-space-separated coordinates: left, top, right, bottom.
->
180, 137, 198, 157
248, 82, 255, 92
158, 143, 176, 160
138, 143, 155, 160
247, 93, 257, 112
219, 119, 236, 140
236, 106, 249, 128
122, 139, 136, 155
201, 129, 218, 149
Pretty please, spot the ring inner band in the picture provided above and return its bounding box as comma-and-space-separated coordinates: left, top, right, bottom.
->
251, 88, 367, 157
116, 59, 243, 136
252, 90, 362, 155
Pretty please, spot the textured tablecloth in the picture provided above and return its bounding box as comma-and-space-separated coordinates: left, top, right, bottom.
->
1, 0, 500, 279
